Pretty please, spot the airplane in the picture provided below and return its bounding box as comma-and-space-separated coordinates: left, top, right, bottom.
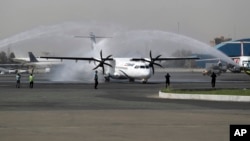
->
202, 60, 227, 76
199, 59, 240, 76
0, 52, 61, 74
12, 52, 62, 67
41, 50, 199, 83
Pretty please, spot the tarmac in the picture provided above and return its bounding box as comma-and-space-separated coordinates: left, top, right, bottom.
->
0, 71, 250, 141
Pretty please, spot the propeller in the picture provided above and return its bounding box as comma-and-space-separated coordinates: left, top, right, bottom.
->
92, 50, 113, 74
146, 51, 163, 74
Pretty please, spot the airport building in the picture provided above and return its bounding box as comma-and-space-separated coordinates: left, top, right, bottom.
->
215, 38, 250, 68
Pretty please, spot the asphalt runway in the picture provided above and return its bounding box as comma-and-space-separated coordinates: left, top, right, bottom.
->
0, 71, 250, 141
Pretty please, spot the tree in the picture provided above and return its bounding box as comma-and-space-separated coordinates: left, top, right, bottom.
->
0, 51, 8, 63
8, 52, 16, 63
0, 51, 16, 63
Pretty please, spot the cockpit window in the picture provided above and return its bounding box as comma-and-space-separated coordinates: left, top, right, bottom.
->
135, 65, 150, 69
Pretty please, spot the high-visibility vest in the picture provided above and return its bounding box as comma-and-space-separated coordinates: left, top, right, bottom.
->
29, 75, 34, 82
16, 74, 21, 81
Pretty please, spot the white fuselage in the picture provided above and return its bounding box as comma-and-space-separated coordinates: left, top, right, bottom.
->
105, 58, 152, 81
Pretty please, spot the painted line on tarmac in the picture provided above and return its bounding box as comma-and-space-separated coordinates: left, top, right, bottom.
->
159, 91, 250, 102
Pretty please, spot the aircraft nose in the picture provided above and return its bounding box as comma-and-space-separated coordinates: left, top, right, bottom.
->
141, 69, 151, 78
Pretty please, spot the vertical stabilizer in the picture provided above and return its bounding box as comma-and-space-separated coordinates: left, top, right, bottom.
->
89, 32, 97, 50
28, 52, 39, 62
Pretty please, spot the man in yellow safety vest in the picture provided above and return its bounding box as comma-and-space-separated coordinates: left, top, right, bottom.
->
29, 74, 34, 88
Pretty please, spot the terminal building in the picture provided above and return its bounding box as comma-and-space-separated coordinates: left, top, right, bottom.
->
215, 38, 250, 68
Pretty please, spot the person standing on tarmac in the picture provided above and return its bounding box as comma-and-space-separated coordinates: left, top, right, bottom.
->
29, 74, 34, 88
94, 70, 98, 89
16, 73, 21, 88
211, 72, 217, 88
165, 73, 171, 88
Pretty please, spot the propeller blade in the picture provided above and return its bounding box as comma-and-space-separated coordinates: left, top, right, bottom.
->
92, 50, 113, 74
147, 51, 163, 75
153, 63, 163, 67
93, 64, 100, 70
102, 66, 105, 74
104, 62, 113, 68
152, 66, 155, 74
144, 60, 151, 63
105, 55, 112, 60
150, 50, 152, 59
155, 55, 162, 60
100, 50, 103, 59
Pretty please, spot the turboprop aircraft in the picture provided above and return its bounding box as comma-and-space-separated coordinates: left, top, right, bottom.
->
0, 52, 62, 74
41, 50, 199, 83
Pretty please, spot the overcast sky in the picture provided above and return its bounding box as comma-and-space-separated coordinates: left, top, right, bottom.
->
1, 0, 250, 43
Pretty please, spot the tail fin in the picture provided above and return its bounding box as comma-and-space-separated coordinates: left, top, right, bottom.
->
89, 32, 97, 50
75, 32, 112, 50
28, 52, 38, 62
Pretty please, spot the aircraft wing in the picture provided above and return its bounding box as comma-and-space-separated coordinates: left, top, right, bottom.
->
40, 56, 96, 61
40, 56, 114, 61
155, 56, 199, 61
131, 56, 199, 61
195, 58, 221, 62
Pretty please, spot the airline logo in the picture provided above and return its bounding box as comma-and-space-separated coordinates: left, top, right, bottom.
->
124, 63, 134, 67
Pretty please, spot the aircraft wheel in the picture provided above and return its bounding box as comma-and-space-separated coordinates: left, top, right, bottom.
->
104, 77, 110, 82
